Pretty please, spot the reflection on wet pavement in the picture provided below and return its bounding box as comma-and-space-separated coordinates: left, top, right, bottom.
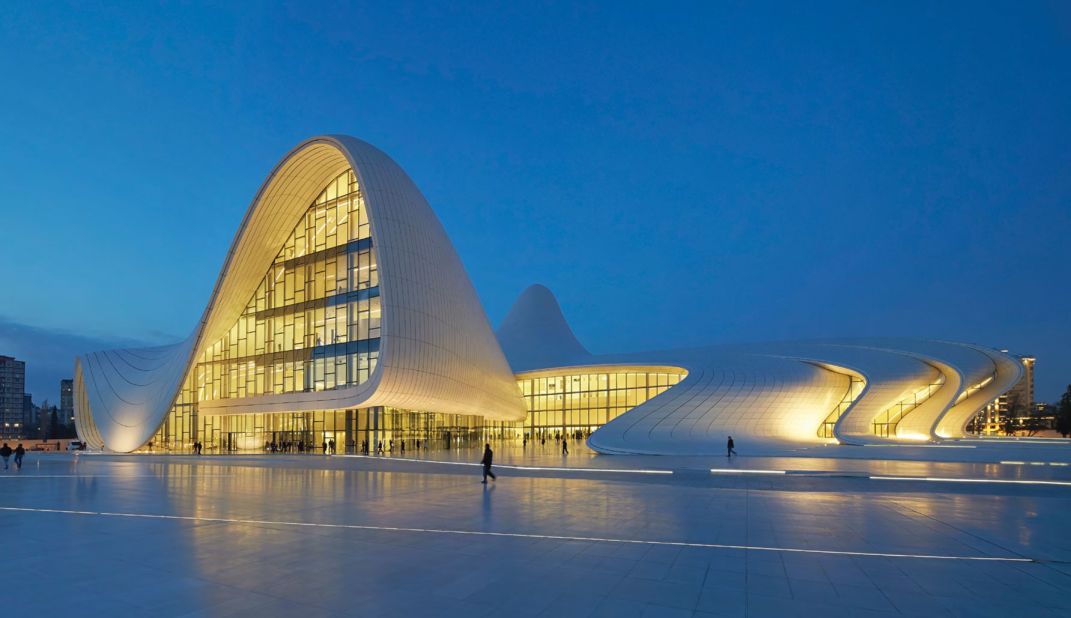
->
2, 453, 1070, 617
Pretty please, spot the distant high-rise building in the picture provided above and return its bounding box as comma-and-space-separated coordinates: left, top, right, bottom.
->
0, 355, 27, 439
976, 353, 1035, 434
60, 379, 74, 426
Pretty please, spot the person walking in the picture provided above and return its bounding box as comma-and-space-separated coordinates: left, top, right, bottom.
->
727, 436, 737, 458
0, 443, 11, 470
13, 444, 25, 470
562, 437, 569, 455
329, 439, 335, 454
480, 443, 496, 484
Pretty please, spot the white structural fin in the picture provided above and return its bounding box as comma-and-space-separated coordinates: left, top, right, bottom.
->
75, 135, 526, 452
497, 284, 592, 372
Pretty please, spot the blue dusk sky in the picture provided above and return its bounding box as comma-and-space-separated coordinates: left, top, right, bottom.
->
0, 2, 1069, 404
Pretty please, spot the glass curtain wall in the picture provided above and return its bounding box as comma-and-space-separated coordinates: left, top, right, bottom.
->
149, 169, 382, 451
514, 369, 687, 442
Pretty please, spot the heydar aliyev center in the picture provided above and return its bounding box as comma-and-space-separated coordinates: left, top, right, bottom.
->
74, 136, 1024, 454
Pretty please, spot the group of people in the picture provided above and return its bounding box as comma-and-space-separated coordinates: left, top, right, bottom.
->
521, 433, 572, 455
358, 438, 431, 455
0, 443, 26, 470
265, 439, 336, 454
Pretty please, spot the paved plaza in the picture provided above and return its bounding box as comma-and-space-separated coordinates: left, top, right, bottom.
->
4, 444, 1071, 617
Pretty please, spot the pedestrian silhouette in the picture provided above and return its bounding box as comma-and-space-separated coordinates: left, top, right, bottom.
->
727, 436, 737, 458
13, 444, 25, 470
562, 438, 569, 455
481, 443, 496, 483
0, 443, 11, 470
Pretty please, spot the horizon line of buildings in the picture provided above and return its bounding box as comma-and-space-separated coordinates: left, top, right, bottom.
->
0, 355, 75, 440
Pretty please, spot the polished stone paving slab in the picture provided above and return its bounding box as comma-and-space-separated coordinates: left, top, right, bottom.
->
3, 451, 1071, 617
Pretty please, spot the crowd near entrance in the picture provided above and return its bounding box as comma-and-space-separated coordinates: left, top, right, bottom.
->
152, 407, 517, 454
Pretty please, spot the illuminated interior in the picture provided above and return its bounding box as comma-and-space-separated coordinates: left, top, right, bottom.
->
514, 367, 688, 440
151, 169, 385, 449
150, 364, 690, 452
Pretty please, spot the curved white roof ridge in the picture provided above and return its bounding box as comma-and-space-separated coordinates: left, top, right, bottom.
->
496, 284, 592, 372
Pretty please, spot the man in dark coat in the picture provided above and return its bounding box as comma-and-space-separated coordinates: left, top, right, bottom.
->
481, 444, 496, 483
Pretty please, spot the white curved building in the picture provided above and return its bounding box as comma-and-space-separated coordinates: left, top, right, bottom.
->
74, 136, 1024, 454
76, 136, 525, 453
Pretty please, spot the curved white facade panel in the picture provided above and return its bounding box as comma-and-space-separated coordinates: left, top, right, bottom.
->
75, 136, 525, 452
74, 340, 195, 452
936, 345, 1023, 438
499, 285, 1026, 455
715, 341, 946, 444
585, 350, 849, 454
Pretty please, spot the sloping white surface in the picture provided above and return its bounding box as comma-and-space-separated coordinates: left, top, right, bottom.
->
497, 284, 591, 372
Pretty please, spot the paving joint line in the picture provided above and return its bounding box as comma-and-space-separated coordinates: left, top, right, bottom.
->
0, 505, 1037, 564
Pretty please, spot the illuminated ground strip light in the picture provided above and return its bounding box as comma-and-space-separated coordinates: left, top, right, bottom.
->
861, 444, 975, 449
710, 469, 1071, 487
958, 438, 1071, 444
0, 506, 1031, 563
710, 468, 786, 475
1000, 461, 1070, 467
870, 476, 1071, 487
336, 454, 673, 475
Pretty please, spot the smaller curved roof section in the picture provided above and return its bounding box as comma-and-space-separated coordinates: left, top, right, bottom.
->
497, 284, 592, 372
